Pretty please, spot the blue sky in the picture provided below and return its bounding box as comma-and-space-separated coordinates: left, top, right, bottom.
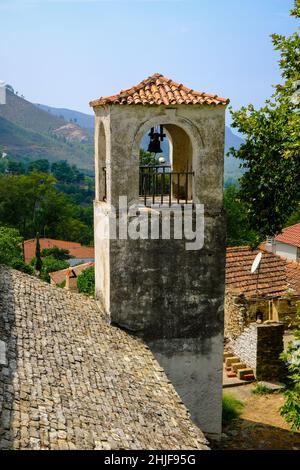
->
0, 0, 297, 119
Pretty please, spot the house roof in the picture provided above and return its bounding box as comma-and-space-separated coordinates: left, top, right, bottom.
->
49, 261, 94, 285
0, 265, 208, 450
23, 238, 94, 263
275, 223, 300, 249
286, 262, 300, 295
90, 73, 229, 108
226, 246, 288, 298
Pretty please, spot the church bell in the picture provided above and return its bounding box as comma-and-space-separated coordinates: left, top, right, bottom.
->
147, 125, 165, 154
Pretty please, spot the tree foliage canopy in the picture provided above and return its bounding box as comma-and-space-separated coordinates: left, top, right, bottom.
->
77, 266, 95, 297
229, 0, 300, 242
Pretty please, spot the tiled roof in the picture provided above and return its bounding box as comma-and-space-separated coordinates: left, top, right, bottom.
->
286, 262, 300, 294
226, 246, 288, 298
24, 238, 94, 263
0, 265, 208, 450
90, 73, 229, 108
49, 261, 94, 285
275, 223, 300, 248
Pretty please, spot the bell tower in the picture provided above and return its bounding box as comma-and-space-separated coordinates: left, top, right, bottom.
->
90, 74, 229, 436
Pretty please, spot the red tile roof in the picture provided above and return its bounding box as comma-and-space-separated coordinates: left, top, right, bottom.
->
275, 223, 300, 248
286, 262, 300, 295
49, 262, 94, 285
226, 246, 288, 298
90, 73, 229, 108
24, 238, 94, 263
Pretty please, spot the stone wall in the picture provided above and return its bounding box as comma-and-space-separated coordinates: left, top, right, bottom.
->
225, 291, 300, 340
224, 292, 249, 340
232, 322, 285, 381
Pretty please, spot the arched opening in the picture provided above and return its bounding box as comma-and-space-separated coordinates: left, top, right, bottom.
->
139, 123, 193, 205
97, 121, 107, 202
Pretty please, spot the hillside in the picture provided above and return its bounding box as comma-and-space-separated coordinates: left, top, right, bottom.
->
36, 103, 94, 130
0, 89, 93, 171
1, 89, 244, 180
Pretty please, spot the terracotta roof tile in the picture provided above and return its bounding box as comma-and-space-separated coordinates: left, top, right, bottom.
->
49, 261, 94, 285
286, 262, 300, 294
24, 238, 94, 263
90, 73, 229, 108
226, 246, 288, 298
275, 223, 300, 248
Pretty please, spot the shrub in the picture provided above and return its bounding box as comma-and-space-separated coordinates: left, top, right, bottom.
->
41, 247, 71, 260
251, 383, 274, 395
280, 306, 300, 431
39, 256, 69, 283
77, 266, 95, 296
10, 259, 34, 275
222, 393, 244, 425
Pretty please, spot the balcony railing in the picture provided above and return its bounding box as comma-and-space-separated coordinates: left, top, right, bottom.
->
102, 166, 194, 206
139, 165, 193, 206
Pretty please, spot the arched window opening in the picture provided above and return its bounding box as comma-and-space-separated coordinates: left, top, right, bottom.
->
139, 124, 193, 206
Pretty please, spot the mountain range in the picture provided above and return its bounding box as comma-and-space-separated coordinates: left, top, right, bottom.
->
0, 88, 244, 181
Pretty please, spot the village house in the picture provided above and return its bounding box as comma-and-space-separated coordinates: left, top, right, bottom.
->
265, 222, 300, 261
23, 238, 94, 266
225, 245, 300, 340
49, 261, 94, 291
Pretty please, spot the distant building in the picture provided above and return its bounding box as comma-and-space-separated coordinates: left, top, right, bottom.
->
23, 238, 94, 265
49, 261, 94, 291
265, 223, 300, 261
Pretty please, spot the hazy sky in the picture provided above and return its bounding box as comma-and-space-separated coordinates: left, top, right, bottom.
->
0, 0, 297, 118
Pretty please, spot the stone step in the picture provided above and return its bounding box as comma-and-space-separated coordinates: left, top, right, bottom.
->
243, 373, 255, 381
232, 362, 247, 373
225, 356, 241, 367
237, 368, 254, 380
226, 370, 237, 378
223, 351, 233, 361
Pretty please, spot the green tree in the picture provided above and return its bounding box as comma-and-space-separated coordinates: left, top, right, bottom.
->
35, 232, 43, 273
0, 226, 23, 265
139, 148, 159, 166
41, 247, 71, 260
280, 306, 300, 431
39, 256, 69, 283
28, 159, 50, 174
0, 226, 33, 274
0, 172, 93, 243
7, 160, 26, 175
77, 266, 95, 296
229, 1, 300, 243
51, 160, 84, 184
224, 185, 258, 246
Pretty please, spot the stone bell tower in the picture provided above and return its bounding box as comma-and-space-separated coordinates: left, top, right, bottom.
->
90, 74, 229, 436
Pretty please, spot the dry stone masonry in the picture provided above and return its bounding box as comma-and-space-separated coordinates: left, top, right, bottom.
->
0, 265, 208, 450
232, 322, 285, 381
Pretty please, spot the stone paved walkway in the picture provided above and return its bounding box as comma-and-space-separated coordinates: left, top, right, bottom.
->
0, 265, 208, 450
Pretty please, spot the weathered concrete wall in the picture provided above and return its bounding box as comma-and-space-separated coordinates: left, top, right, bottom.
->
232, 322, 285, 381
93, 103, 226, 436
149, 334, 224, 436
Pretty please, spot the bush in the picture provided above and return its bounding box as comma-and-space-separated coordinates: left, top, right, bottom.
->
251, 383, 274, 395
39, 256, 69, 283
280, 307, 300, 431
222, 393, 244, 425
41, 247, 71, 260
77, 266, 95, 296
10, 259, 34, 275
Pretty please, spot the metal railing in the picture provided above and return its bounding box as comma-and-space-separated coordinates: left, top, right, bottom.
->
139, 165, 193, 206
102, 166, 194, 205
